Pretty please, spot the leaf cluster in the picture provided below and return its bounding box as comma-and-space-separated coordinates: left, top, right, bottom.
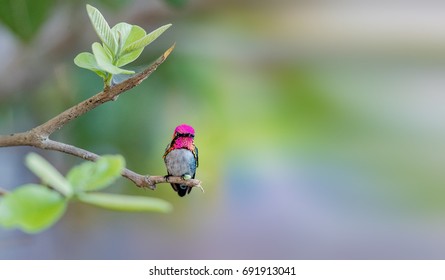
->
0, 153, 172, 233
74, 5, 171, 86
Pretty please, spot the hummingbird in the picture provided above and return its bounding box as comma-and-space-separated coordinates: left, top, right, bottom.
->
163, 124, 199, 197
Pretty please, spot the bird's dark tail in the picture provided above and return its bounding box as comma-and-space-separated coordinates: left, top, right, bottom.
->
171, 183, 192, 197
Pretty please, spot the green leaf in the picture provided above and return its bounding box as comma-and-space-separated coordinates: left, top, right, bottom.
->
74, 52, 107, 79
86, 4, 117, 54
0, 184, 67, 233
115, 24, 170, 67
92, 42, 134, 75
78, 192, 173, 213
122, 25, 146, 48
74, 52, 99, 70
67, 155, 125, 192
123, 24, 172, 54
116, 48, 144, 67
111, 22, 134, 50
25, 153, 73, 198
113, 24, 146, 66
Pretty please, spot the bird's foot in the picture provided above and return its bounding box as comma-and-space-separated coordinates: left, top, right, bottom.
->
182, 174, 192, 180
164, 175, 172, 182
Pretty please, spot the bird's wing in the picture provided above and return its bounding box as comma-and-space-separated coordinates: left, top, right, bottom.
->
193, 146, 199, 168
163, 141, 173, 158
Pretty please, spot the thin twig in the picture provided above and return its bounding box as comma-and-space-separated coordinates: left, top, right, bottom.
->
42, 139, 201, 190
0, 44, 202, 191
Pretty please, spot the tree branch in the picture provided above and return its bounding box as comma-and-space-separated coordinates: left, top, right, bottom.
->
0, 44, 202, 191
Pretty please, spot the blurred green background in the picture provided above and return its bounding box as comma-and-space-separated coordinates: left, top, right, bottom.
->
1, 0, 445, 259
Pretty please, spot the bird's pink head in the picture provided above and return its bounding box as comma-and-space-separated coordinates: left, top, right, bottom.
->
174, 124, 195, 136
171, 124, 195, 150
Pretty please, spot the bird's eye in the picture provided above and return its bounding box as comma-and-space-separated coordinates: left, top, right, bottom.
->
175, 133, 194, 138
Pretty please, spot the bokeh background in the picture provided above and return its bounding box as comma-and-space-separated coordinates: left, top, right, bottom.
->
1, 0, 445, 259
